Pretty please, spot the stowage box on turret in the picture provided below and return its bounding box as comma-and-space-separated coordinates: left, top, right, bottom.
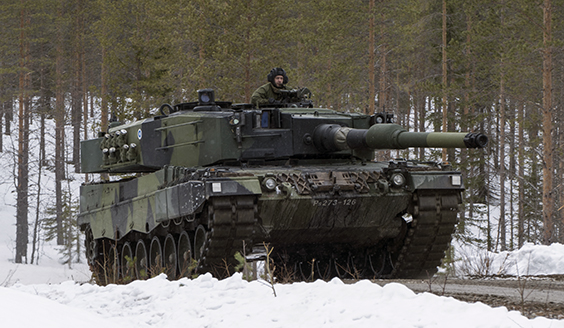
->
78, 88, 487, 283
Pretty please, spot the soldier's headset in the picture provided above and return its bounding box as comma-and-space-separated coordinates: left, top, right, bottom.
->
267, 67, 288, 84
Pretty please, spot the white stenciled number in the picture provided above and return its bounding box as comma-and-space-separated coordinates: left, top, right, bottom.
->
312, 199, 356, 206
343, 199, 357, 206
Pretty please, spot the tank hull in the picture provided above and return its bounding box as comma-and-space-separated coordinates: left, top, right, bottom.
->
78, 159, 462, 282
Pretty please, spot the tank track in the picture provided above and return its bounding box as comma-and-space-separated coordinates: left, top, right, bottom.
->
390, 190, 460, 279
196, 196, 258, 276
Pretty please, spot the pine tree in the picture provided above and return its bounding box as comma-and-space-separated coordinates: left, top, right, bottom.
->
43, 190, 81, 265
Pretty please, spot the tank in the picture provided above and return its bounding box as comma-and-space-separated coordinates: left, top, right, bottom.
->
78, 88, 488, 283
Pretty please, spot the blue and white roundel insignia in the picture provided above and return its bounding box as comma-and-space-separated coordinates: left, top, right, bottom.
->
137, 129, 142, 140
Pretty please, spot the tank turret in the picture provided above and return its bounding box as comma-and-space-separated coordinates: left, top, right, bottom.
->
78, 89, 488, 284
81, 104, 487, 174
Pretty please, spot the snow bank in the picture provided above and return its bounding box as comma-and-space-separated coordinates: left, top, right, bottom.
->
9, 273, 562, 328
492, 243, 564, 276
457, 242, 564, 277
1, 286, 119, 328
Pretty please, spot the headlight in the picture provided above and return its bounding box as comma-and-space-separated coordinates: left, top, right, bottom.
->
263, 177, 277, 190
198, 88, 215, 104
391, 173, 406, 187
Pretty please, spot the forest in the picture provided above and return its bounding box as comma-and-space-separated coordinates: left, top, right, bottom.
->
1, 0, 563, 265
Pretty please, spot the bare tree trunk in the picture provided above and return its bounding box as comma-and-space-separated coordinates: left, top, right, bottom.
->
499, 49, 506, 250
0, 103, 3, 152
378, 43, 387, 112
55, 4, 65, 246
559, 102, 564, 243
31, 113, 45, 264
31, 62, 49, 264
15, 0, 29, 264
441, 0, 448, 162
72, 2, 83, 172
101, 45, 108, 132
542, 0, 555, 244
4, 98, 12, 135
518, 101, 525, 247
82, 13, 89, 185
509, 101, 516, 249
243, 6, 252, 102
368, 0, 375, 114
420, 95, 426, 159
378, 2, 388, 114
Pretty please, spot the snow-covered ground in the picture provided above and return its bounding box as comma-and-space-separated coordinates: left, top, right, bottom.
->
0, 195, 91, 286
7, 272, 562, 328
456, 242, 564, 277
2, 205, 564, 327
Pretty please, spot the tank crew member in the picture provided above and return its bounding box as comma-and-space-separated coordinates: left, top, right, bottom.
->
251, 67, 289, 107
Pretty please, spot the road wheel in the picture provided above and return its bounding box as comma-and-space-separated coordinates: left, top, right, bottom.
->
121, 242, 134, 280
177, 231, 193, 277
135, 240, 148, 279
149, 236, 163, 275
163, 234, 177, 279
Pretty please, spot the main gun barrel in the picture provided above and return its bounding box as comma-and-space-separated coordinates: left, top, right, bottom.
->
313, 123, 488, 152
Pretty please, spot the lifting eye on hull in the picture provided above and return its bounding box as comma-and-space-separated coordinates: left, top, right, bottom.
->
159, 103, 176, 116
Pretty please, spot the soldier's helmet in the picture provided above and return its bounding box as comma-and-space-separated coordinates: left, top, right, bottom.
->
267, 67, 288, 85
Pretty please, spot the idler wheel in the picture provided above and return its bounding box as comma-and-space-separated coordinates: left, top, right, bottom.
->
135, 240, 148, 279
177, 231, 193, 277
149, 236, 163, 274
121, 242, 134, 279
163, 234, 177, 279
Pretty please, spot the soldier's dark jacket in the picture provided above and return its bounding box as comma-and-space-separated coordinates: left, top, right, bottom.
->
250, 82, 288, 107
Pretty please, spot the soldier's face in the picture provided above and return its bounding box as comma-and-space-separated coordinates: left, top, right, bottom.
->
274, 75, 284, 87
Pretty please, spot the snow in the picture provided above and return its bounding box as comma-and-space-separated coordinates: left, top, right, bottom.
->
6, 273, 562, 328
2, 204, 564, 328
458, 242, 564, 277
1, 286, 120, 328
0, 203, 91, 286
